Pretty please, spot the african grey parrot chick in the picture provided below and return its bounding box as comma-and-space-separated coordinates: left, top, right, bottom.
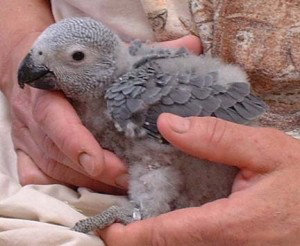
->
18, 17, 267, 233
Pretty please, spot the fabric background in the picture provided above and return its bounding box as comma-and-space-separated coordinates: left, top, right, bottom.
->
0, 1, 300, 245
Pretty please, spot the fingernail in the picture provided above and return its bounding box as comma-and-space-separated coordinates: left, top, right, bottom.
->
115, 174, 129, 189
79, 153, 95, 175
167, 114, 190, 133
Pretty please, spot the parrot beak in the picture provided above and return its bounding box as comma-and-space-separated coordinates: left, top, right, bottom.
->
18, 53, 57, 90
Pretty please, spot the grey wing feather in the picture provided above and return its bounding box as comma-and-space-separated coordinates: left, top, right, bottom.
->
211, 84, 227, 93
105, 60, 267, 140
217, 93, 239, 108
214, 93, 267, 124
191, 87, 212, 99
161, 96, 174, 105
126, 99, 145, 113
226, 83, 250, 101
198, 96, 221, 113
169, 88, 191, 104
214, 108, 248, 124
241, 97, 266, 117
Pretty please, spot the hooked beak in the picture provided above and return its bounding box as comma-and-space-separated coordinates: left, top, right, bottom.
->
18, 53, 57, 90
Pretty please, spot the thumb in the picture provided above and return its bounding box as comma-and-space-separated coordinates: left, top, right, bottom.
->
157, 113, 298, 172
17, 150, 58, 185
159, 35, 203, 55
100, 199, 234, 246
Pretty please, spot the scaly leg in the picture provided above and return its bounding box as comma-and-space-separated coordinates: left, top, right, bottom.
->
72, 205, 137, 233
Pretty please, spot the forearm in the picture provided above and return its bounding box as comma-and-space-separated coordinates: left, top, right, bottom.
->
0, 0, 54, 97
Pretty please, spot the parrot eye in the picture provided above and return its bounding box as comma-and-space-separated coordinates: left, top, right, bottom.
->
72, 51, 85, 61
38, 51, 43, 55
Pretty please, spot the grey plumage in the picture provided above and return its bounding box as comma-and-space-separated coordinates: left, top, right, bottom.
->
17, 17, 267, 233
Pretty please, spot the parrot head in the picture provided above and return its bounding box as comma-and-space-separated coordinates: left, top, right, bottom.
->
18, 17, 131, 98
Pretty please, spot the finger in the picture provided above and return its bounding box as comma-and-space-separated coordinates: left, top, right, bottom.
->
159, 35, 203, 54
231, 169, 262, 193
101, 171, 294, 246
100, 200, 233, 246
37, 158, 126, 194
31, 90, 128, 185
17, 150, 125, 194
28, 121, 79, 169
11, 89, 100, 182
17, 150, 59, 185
31, 90, 104, 175
25, 116, 128, 188
13, 123, 126, 193
157, 113, 300, 172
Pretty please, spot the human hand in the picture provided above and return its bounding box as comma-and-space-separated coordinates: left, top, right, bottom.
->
100, 113, 300, 245
5, 35, 202, 193
160, 35, 202, 54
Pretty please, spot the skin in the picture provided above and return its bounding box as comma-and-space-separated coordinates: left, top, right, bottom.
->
100, 113, 300, 245
0, 1, 202, 193
2, 1, 300, 245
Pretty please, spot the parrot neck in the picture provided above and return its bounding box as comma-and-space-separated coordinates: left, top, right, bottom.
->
113, 42, 137, 77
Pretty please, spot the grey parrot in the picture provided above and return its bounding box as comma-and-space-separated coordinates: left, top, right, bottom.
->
18, 17, 267, 233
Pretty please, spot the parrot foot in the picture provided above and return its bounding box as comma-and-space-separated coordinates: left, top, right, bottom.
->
71, 205, 136, 233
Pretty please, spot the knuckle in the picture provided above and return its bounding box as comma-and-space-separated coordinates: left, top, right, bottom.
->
150, 222, 169, 246
11, 123, 27, 140
18, 165, 40, 186
251, 127, 286, 153
252, 127, 292, 168
200, 117, 229, 149
42, 158, 59, 177
56, 127, 80, 158
18, 171, 32, 186
10, 90, 29, 112
41, 134, 62, 160
151, 233, 168, 246
19, 175, 33, 186
57, 131, 72, 151
257, 127, 285, 140
32, 98, 53, 126
55, 124, 88, 158
10, 98, 24, 116
42, 158, 71, 183
10, 97, 31, 127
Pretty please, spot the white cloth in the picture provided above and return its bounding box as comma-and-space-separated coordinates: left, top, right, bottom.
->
51, 0, 155, 42
50, 0, 196, 43
1, 1, 299, 245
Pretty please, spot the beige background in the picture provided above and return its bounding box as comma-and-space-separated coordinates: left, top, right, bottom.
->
0, 1, 299, 245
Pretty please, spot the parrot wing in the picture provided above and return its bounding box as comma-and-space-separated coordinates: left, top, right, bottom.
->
105, 60, 266, 140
